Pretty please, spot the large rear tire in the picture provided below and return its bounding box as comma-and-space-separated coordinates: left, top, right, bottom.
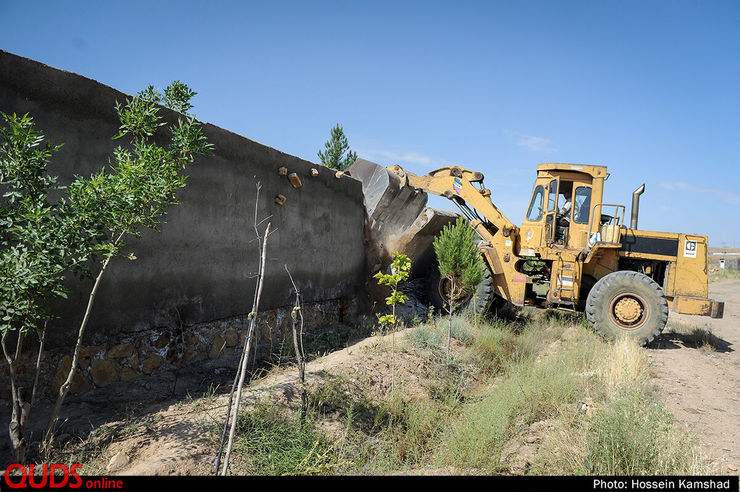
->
585, 271, 668, 345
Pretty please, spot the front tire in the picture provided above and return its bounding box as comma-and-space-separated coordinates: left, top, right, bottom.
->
585, 271, 668, 345
426, 265, 495, 314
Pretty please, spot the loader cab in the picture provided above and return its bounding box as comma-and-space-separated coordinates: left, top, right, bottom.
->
521, 163, 608, 251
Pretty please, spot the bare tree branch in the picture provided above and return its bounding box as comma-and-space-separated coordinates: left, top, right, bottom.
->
220, 221, 271, 475
285, 265, 307, 421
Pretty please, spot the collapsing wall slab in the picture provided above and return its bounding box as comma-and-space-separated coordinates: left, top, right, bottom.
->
349, 158, 457, 277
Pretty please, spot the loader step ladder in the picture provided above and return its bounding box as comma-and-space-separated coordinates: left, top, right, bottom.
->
555, 261, 577, 306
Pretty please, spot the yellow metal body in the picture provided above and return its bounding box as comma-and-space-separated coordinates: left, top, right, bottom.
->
385, 162, 722, 319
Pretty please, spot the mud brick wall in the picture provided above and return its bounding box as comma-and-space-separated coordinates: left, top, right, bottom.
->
0, 50, 370, 406
0, 49, 368, 348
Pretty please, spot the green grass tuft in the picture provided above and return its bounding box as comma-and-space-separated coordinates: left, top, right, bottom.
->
233, 400, 342, 475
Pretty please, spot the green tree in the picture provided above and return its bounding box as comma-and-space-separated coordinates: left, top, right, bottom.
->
374, 252, 411, 329
0, 81, 212, 461
137, 80, 197, 115
43, 82, 213, 453
433, 216, 484, 364
373, 252, 411, 392
317, 123, 357, 171
0, 113, 72, 462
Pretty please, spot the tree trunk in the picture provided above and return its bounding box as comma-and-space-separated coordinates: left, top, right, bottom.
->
213, 336, 247, 474
447, 278, 454, 366
31, 322, 47, 407
43, 245, 117, 456
2, 331, 28, 463
473, 292, 478, 330
220, 222, 270, 476
391, 281, 397, 393
286, 265, 306, 421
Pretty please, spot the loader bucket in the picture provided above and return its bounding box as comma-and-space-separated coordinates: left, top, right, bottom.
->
349, 158, 457, 278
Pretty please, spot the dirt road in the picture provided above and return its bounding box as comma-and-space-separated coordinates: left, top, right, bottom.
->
648, 280, 740, 474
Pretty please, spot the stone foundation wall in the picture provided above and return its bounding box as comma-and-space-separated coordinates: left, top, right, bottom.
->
0, 298, 357, 405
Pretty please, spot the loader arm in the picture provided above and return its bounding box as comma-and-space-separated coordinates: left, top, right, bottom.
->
386, 164, 518, 242
385, 164, 528, 305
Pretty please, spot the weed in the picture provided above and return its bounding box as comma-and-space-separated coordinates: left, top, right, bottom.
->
408, 323, 444, 349
204, 382, 220, 400
438, 325, 601, 472
232, 400, 345, 475
529, 331, 709, 476
143, 415, 163, 433
471, 321, 519, 374
449, 315, 474, 343
368, 384, 457, 468
308, 372, 379, 432
145, 310, 711, 476
709, 268, 740, 283
585, 394, 707, 475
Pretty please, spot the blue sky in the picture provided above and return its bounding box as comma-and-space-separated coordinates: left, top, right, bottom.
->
2, 0, 739, 246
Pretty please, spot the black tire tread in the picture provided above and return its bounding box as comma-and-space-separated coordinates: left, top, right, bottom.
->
585, 270, 668, 345
472, 267, 495, 313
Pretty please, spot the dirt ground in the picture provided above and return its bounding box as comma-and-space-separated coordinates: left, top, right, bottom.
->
648, 280, 740, 474
62, 281, 740, 476
77, 331, 427, 475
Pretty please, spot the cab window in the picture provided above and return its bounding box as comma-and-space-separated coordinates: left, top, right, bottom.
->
526, 185, 545, 221
547, 179, 558, 212
573, 186, 592, 224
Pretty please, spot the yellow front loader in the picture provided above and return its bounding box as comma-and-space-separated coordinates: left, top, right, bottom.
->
350, 159, 724, 345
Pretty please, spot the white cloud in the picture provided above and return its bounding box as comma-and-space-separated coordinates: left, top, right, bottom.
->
355, 148, 437, 167
505, 130, 558, 153
660, 181, 740, 206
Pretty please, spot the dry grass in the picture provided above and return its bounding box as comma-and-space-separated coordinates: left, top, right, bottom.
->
597, 337, 650, 392
709, 268, 740, 284
666, 320, 721, 353
529, 333, 710, 475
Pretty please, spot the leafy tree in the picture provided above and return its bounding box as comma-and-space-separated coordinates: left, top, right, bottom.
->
0, 81, 212, 461
317, 123, 357, 171
43, 82, 213, 452
0, 113, 72, 462
433, 216, 484, 364
136, 80, 197, 114
374, 252, 411, 328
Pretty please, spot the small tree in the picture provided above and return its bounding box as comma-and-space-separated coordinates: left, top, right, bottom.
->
317, 123, 357, 171
285, 265, 307, 421
42, 82, 212, 453
374, 252, 411, 391
1, 82, 211, 461
433, 217, 484, 364
0, 113, 70, 462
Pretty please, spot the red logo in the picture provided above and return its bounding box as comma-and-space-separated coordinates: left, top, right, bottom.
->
3, 463, 83, 488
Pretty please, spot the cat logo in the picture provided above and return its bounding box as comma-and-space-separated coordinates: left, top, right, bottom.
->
684, 240, 697, 258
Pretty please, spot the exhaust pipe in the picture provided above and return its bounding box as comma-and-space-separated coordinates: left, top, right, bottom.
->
630, 184, 645, 230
